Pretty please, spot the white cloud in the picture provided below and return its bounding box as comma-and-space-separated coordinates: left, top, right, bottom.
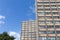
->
26, 3, 36, 19
29, 5, 35, 13
8, 31, 20, 40
0, 21, 5, 24
27, 3, 35, 17
0, 15, 5, 25
0, 15, 5, 19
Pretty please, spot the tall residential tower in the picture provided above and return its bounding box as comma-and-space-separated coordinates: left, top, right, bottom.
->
21, 20, 36, 40
21, 0, 60, 40
36, 0, 60, 40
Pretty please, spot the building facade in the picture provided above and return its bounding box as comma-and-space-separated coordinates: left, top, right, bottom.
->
36, 0, 60, 40
21, 20, 36, 40
21, 0, 60, 40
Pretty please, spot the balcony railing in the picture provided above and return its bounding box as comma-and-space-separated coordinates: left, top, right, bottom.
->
38, 28, 46, 31
47, 28, 55, 31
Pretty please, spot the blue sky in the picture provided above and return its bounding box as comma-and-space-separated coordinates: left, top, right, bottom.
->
0, 0, 35, 40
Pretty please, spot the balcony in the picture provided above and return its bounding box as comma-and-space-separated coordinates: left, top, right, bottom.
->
39, 23, 46, 25
55, 23, 60, 25
37, 14, 44, 16
46, 18, 53, 20
37, 0, 60, 3
45, 14, 52, 16
37, 0, 60, 2
37, 7, 50, 9
38, 28, 46, 31
54, 19, 60, 20
37, 10, 42, 12
57, 34, 60, 36
37, 10, 51, 12
56, 28, 60, 31
39, 34, 47, 37
48, 34, 56, 36
53, 14, 59, 16
51, 10, 58, 12
39, 34, 56, 37
47, 23, 54, 25
38, 18, 45, 20
47, 28, 55, 31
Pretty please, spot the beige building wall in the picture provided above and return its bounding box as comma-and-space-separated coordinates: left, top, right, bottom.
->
36, 0, 60, 40
21, 20, 36, 40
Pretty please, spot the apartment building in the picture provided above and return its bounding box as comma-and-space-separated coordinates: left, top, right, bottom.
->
36, 0, 60, 40
21, 20, 36, 40
21, 0, 60, 40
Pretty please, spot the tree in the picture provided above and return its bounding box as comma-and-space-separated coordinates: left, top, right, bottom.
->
0, 32, 15, 40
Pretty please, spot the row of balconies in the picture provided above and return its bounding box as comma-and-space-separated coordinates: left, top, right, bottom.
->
37, 3, 60, 5
37, 10, 59, 12
38, 18, 60, 20
37, 7, 60, 9
37, 0, 60, 2
38, 28, 60, 31
38, 23, 60, 25
39, 34, 60, 37
37, 14, 59, 16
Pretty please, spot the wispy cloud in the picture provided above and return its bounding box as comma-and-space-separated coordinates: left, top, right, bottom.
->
0, 15, 5, 25
8, 31, 20, 40
0, 21, 5, 24
0, 15, 5, 19
26, 3, 35, 19
29, 4, 35, 13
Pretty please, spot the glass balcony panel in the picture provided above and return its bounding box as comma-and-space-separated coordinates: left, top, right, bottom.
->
38, 37, 47, 40
38, 26, 46, 28
48, 37, 55, 40
47, 25, 54, 28
57, 37, 60, 40
46, 21, 53, 24
55, 25, 60, 28
56, 31, 60, 34
47, 31, 55, 34
39, 31, 46, 34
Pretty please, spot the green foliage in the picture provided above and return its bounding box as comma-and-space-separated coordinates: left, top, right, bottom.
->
0, 32, 15, 40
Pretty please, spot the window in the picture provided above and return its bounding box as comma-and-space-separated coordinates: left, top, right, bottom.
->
55, 25, 60, 28
46, 21, 53, 24
56, 31, 60, 34
38, 12, 45, 15
54, 21, 60, 24
28, 34, 31, 37
47, 25, 54, 28
38, 16, 45, 18
32, 34, 36, 37
38, 26, 46, 28
37, 5, 43, 7
46, 16, 52, 19
45, 12, 52, 15
47, 31, 55, 34
51, 5, 56, 7
52, 12, 58, 14
57, 37, 60, 40
32, 38, 36, 40
24, 38, 27, 40
53, 16, 60, 19
37, 2, 49, 4
43, 5, 50, 7
38, 37, 47, 40
24, 33, 28, 35
38, 21, 45, 24
48, 37, 55, 40
37, 2, 60, 4
39, 31, 46, 34
51, 8, 57, 10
